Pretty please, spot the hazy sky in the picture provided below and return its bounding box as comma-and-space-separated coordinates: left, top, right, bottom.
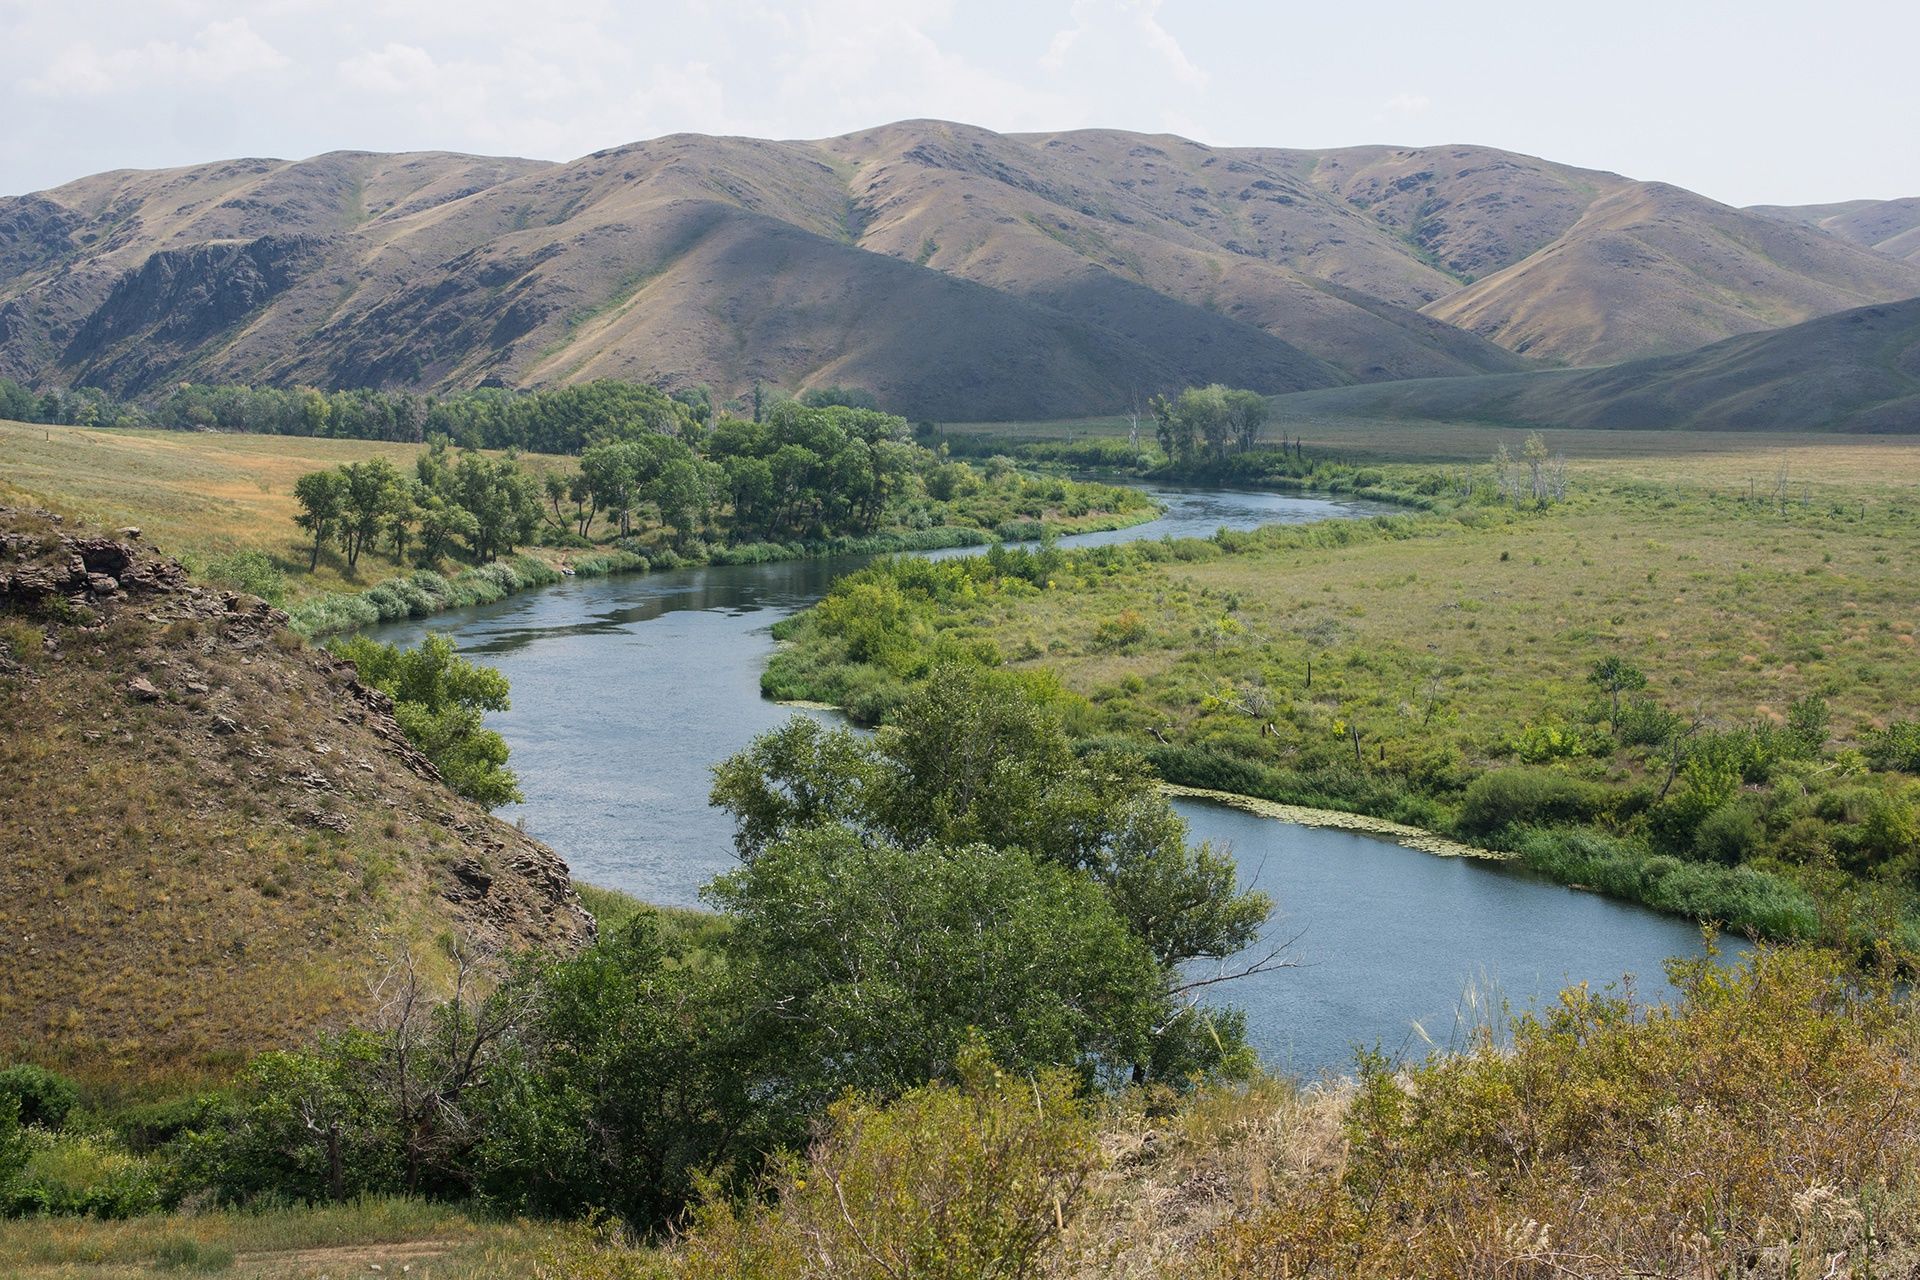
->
3, 0, 1914, 206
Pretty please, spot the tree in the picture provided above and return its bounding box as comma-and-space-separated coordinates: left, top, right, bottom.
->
1224, 388, 1271, 453
472, 914, 764, 1228
292, 469, 348, 571
338, 458, 403, 570
333, 634, 521, 807
712, 665, 1273, 1078
705, 826, 1163, 1108
1589, 655, 1648, 729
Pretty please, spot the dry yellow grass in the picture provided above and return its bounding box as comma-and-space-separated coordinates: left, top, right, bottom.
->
0, 1199, 658, 1280
0, 420, 575, 597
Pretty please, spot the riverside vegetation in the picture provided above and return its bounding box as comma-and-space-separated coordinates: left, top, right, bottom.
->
767, 433, 1920, 949
0, 382, 1161, 637
6, 658, 1920, 1277
6, 390, 1920, 1275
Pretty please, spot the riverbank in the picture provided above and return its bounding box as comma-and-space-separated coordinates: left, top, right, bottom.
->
759, 461, 1920, 946
1160, 784, 1503, 860
289, 507, 1165, 637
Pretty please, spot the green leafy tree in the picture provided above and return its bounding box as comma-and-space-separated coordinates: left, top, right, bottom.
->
333, 634, 521, 807
338, 458, 403, 569
1589, 655, 1649, 729
713, 665, 1272, 1078
473, 915, 766, 1226
705, 826, 1163, 1109
292, 469, 348, 571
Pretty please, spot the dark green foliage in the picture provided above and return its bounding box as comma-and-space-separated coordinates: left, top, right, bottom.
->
0, 1064, 78, 1130
330, 634, 520, 807
1456, 768, 1604, 836
471, 916, 764, 1226
1511, 828, 1819, 939
707, 827, 1163, 1106
1867, 721, 1920, 774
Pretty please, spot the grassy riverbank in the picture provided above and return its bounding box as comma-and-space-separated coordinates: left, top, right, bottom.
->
0, 419, 1161, 637
765, 432, 1920, 945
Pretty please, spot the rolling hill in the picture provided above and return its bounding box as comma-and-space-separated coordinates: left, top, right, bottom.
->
1751, 197, 1920, 262
1, 122, 1917, 419
1269, 295, 1920, 433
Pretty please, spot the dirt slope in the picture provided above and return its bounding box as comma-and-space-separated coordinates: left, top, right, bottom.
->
0, 506, 593, 1078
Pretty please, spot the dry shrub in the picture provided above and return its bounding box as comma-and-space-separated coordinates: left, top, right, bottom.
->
1178, 944, 1920, 1278
677, 1045, 1096, 1280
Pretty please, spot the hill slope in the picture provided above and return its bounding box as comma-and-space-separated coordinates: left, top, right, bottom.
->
1271, 295, 1920, 432
1750, 196, 1920, 262
1423, 183, 1920, 365
0, 506, 594, 1077
3, 123, 1918, 418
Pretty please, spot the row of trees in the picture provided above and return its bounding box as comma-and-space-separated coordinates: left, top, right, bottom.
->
289, 400, 990, 571
293, 444, 544, 572
2, 376, 905, 456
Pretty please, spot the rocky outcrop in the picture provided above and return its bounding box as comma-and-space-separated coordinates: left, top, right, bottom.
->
60, 235, 324, 395
0, 505, 595, 1067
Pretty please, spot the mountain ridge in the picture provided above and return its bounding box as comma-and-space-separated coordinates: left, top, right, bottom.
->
3, 122, 1917, 420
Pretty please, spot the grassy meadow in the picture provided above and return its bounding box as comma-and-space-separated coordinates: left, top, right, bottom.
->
0, 421, 580, 599
771, 420, 1920, 940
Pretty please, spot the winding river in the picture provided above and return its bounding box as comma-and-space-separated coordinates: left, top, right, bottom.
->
373, 485, 1730, 1077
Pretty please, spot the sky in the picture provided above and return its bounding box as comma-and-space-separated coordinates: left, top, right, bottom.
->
3, 0, 1915, 207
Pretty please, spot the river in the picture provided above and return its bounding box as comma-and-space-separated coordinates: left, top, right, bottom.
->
373, 484, 1729, 1077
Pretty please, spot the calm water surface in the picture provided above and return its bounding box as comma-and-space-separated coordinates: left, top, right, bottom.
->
373, 486, 1728, 1075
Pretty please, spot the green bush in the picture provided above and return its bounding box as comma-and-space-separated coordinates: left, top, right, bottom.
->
1, 1131, 166, 1218
0, 1064, 78, 1130
200, 550, 289, 606
1693, 802, 1763, 865
1866, 721, 1920, 774
1456, 768, 1603, 836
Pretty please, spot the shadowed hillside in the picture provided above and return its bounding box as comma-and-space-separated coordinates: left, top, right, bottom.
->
3, 123, 1917, 418
1270, 294, 1920, 431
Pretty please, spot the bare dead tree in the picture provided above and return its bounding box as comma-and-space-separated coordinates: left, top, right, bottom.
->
368, 940, 536, 1195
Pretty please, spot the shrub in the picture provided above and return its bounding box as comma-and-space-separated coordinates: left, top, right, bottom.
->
1, 1131, 166, 1218
1456, 768, 1602, 836
1692, 802, 1763, 865
679, 1045, 1096, 1280
201, 550, 289, 606
1866, 720, 1920, 773
0, 1064, 78, 1130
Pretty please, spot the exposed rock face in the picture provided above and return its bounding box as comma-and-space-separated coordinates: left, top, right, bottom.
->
60, 235, 323, 396
0, 505, 595, 1069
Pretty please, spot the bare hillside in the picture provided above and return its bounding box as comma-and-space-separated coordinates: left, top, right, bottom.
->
4, 123, 1918, 417
1424, 182, 1920, 364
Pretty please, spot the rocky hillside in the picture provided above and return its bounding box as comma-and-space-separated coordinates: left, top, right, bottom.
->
4, 123, 1914, 419
0, 506, 593, 1079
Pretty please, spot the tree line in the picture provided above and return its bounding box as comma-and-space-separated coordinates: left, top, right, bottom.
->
288, 400, 1080, 574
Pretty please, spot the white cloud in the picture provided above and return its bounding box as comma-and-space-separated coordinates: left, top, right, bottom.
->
339, 43, 440, 96
25, 19, 289, 97
1381, 91, 1432, 116
1040, 0, 1206, 89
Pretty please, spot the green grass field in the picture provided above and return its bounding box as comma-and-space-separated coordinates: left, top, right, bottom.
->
768, 427, 1920, 938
